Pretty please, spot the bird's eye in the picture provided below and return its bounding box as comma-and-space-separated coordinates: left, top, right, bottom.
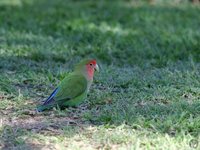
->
90, 63, 93, 66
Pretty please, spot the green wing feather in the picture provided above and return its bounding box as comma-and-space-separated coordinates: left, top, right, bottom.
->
55, 73, 88, 104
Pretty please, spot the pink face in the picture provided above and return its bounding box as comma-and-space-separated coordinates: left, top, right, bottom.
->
85, 60, 99, 80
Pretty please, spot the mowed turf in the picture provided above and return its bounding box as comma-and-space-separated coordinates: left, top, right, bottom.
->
0, 0, 200, 149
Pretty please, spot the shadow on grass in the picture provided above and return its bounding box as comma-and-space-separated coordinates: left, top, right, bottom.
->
0, 0, 199, 66
0, 57, 200, 149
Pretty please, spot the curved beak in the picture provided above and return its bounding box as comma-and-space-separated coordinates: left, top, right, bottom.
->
95, 64, 99, 72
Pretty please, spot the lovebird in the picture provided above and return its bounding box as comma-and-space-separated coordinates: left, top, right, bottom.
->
37, 59, 99, 112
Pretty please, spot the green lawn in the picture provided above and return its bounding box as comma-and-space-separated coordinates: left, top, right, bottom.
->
0, 0, 200, 149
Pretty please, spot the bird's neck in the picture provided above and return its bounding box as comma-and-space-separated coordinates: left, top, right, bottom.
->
86, 66, 94, 80
75, 66, 94, 81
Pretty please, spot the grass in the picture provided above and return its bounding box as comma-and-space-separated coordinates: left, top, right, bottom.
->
0, 0, 200, 149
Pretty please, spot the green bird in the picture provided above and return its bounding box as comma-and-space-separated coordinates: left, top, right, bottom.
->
37, 59, 99, 112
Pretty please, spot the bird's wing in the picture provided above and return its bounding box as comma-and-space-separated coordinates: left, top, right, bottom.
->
54, 74, 87, 102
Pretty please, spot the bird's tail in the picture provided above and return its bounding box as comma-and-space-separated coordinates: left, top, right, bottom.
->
36, 88, 58, 112
36, 104, 53, 112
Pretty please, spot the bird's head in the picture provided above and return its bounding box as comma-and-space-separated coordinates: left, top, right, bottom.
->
75, 59, 99, 80
86, 59, 99, 72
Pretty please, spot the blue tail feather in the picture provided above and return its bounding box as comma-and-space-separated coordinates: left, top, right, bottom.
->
36, 88, 59, 112
43, 87, 59, 105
